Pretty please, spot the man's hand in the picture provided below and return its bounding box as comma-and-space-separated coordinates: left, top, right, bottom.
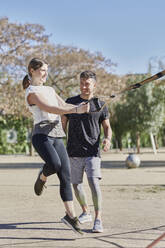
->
102, 138, 111, 152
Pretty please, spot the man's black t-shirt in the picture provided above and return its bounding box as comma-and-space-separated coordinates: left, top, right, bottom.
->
65, 95, 110, 157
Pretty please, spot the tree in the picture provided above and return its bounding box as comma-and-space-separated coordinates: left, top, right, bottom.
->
45, 45, 116, 98
0, 18, 117, 117
0, 17, 51, 116
119, 74, 165, 153
148, 81, 165, 148
0, 17, 49, 74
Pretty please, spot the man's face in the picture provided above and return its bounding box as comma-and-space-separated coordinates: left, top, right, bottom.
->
80, 77, 96, 95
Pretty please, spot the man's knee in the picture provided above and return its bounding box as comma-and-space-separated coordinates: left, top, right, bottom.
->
73, 183, 83, 192
73, 183, 78, 190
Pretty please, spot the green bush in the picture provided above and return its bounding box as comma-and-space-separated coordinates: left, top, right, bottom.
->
0, 115, 32, 154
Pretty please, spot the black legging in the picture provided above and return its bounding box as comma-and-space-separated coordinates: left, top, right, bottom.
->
32, 134, 73, 202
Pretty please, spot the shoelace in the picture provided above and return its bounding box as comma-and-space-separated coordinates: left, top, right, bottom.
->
40, 180, 47, 189
94, 219, 101, 226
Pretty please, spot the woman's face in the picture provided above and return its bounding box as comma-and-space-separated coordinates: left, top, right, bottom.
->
30, 63, 48, 85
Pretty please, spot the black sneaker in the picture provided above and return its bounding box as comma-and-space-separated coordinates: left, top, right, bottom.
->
61, 214, 83, 235
34, 170, 46, 196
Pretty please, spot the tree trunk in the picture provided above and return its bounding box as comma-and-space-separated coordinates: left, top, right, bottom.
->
153, 135, 159, 149
28, 126, 35, 156
29, 143, 35, 156
136, 132, 140, 154
118, 137, 123, 151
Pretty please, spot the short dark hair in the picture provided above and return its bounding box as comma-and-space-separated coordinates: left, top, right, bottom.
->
80, 71, 96, 81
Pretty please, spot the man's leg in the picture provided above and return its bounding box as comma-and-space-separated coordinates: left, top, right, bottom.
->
87, 177, 102, 220
73, 183, 88, 211
85, 157, 103, 232
73, 183, 92, 223
87, 177, 103, 232
70, 157, 92, 223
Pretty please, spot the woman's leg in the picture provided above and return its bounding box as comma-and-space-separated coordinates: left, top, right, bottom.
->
32, 134, 62, 177
32, 136, 82, 233
53, 138, 77, 217
32, 134, 63, 195
53, 139, 82, 234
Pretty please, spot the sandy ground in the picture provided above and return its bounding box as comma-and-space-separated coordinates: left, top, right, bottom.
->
0, 150, 165, 248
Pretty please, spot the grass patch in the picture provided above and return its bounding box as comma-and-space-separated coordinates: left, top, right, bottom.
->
144, 186, 165, 193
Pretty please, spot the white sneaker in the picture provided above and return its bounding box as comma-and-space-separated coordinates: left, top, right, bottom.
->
92, 219, 103, 233
78, 212, 92, 224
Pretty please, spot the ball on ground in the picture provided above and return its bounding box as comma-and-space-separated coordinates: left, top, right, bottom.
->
125, 153, 141, 168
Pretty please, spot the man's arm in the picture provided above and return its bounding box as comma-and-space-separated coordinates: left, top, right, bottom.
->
101, 119, 112, 152
61, 114, 68, 133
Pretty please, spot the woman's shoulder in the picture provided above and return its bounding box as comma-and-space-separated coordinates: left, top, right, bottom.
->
42, 86, 56, 96
41, 85, 54, 91
26, 85, 51, 91
25, 85, 35, 95
25, 85, 55, 97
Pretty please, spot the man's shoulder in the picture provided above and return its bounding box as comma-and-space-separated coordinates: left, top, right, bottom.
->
93, 98, 110, 116
97, 98, 105, 105
91, 98, 106, 109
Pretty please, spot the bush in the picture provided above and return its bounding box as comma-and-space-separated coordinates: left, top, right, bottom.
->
0, 115, 32, 154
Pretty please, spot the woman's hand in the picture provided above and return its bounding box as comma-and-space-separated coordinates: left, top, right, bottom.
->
76, 102, 90, 114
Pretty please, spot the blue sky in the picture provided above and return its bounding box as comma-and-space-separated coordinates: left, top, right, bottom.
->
0, 0, 165, 75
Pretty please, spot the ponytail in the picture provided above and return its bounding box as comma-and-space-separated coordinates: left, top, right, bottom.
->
22, 75, 30, 89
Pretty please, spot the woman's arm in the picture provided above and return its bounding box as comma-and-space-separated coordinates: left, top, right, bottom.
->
54, 91, 75, 108
27, 92, 89, 115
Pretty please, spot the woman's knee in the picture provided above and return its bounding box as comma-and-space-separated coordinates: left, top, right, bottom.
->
49, 158, 61, 172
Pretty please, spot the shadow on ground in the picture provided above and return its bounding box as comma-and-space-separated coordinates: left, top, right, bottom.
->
0, 163, 42, 169
0, 161, 164, 169
0, 223, 165, 248
101, 161, 165, 169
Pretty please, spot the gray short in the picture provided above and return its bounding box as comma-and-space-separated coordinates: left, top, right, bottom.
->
69, 157, 101, 184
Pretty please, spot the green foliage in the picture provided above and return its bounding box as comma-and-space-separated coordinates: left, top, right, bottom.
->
0, 115, 32, 154
110, 74, 165, 149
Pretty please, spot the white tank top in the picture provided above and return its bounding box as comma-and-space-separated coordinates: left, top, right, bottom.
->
25, 85, 59, 124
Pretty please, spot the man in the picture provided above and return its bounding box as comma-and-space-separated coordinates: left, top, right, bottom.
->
62, 71, 112, 233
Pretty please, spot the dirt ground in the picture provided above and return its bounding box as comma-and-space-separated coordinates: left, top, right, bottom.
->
0, 150, 165, 248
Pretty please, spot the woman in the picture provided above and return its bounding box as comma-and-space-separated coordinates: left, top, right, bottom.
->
22, 58, 89, 234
